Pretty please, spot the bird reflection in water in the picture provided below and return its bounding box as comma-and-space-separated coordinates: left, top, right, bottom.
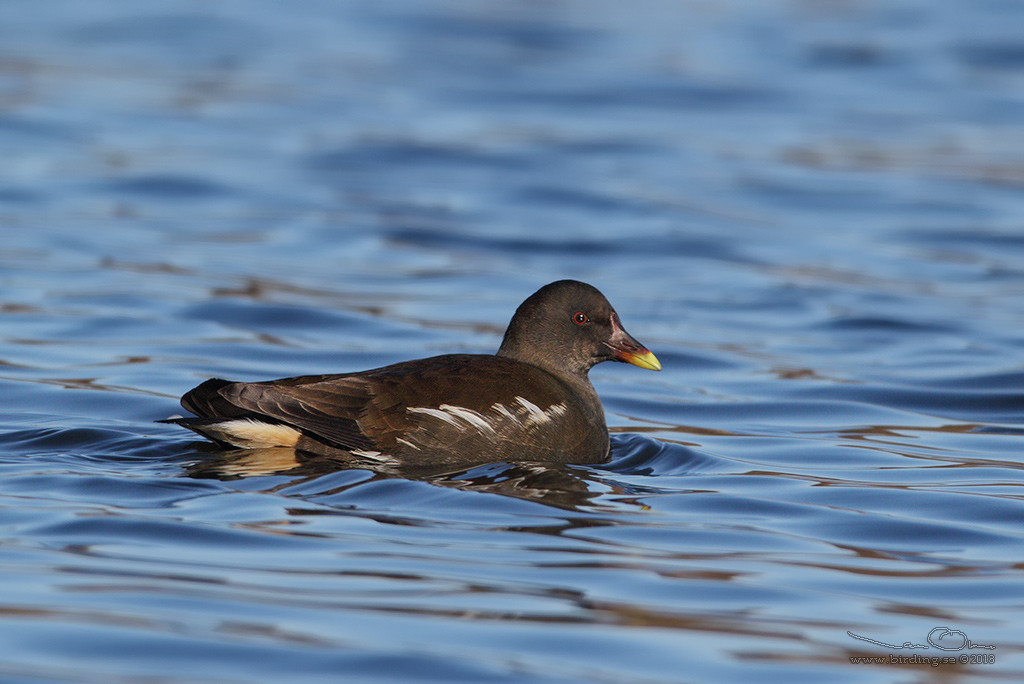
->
181, 442, 603, 510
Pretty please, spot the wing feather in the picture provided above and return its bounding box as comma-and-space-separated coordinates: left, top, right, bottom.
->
220, 377, 376, 451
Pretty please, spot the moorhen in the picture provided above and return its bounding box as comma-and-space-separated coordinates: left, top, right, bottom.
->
165, 280, 660, 465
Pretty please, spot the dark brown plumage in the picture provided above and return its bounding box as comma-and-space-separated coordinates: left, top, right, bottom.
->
164, 280, 661, 465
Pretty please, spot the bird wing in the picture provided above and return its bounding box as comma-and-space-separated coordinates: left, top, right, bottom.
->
176, 355, 591, 460
214, 374, 377, 451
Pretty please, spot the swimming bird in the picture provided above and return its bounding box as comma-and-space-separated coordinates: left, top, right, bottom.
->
164, 280, 661, 465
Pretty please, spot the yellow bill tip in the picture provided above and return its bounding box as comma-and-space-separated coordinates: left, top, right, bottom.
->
623, 349, 662, 371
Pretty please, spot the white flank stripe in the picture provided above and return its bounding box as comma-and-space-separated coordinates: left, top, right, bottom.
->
491, 402, 519, 423
439, 405, 495, 432
351, 449, 399, 464
409, 400, 569, 434
407, 406, 464, 428
548, 402, 568, 418
515, 396, 550, 426
407, 405, 496, 432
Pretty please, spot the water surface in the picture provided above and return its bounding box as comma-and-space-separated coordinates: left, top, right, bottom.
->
2, 1, 1024, 682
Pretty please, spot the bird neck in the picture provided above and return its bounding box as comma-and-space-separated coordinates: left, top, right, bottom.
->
497, 344, 598, 401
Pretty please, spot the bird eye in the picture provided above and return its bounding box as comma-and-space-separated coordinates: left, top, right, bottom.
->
572, 311, 589, 325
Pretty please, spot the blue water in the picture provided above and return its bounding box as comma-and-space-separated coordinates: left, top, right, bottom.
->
2, 1, 1024, 682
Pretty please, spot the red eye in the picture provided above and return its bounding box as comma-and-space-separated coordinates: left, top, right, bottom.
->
572, 311, 589, 325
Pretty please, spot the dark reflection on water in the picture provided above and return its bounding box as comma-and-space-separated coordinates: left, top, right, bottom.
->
184, 445, 602, 510
180, 434, 705, 512
3, 0, 1024, 682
